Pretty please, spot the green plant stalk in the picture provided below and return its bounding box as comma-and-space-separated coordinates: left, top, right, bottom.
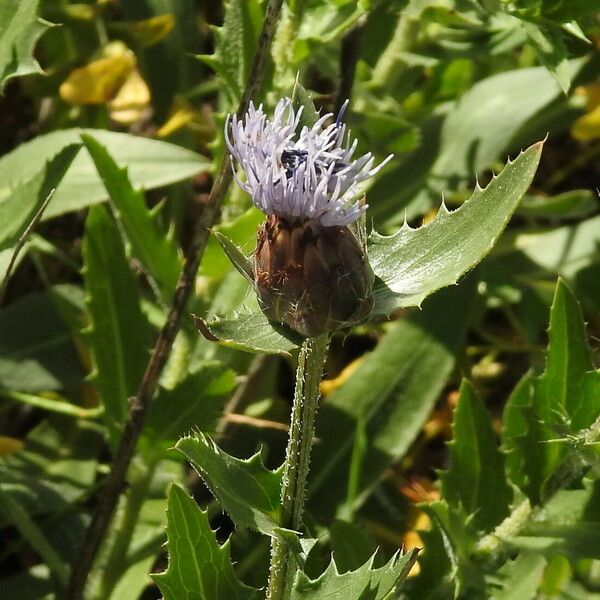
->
88, 456, 157, 600
65, 1, 284, 598
368, 12, 418, 91
474, 414, 600, 567
271, 0, 307, 85
267, 333, 330, 600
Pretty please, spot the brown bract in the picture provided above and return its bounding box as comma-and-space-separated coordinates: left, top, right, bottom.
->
254, 214, 373, 337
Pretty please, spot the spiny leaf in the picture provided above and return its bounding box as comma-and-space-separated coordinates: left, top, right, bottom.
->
502, 279, 600, 503
81, 134, 182, 303
0, 0, 49, 90
521, 21, 572, 94
176, 432, 283, 536
200, 207, 263, 281
489, 554, 546, 600
441, 379, 512, 533
152, 484, 259, 600
194, 312, 302, 355
83, 206, 149, 448
212, 231, 254, 284
368, 141, 544, 315
290, 549, 418, 600
196, 0, 263, 102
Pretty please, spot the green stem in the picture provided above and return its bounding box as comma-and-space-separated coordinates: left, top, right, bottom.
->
474, 415, 600, 567
368, 13, 418, 91
267, 334, 330, 600
271, 0, 307, 87
88, 457, 157, 600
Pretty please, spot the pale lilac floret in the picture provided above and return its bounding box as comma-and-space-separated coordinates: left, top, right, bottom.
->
225, 98, 392, 227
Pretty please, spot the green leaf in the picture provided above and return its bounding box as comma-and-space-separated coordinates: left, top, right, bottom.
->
196, 0, 263, 101
176, 432, 283, 536
0, 129, 209, 221
0, 144, 80, 252
309, 280, 474, 520
502, 279, 600, 502
291, 81, 321, 130
502, 373, 545, 500
0, 417, 102, 517
543, 0, 600, 21
329, 520, 378, 574
199, 207, 263, 281
368, 141, 543, 314
518, 189, 597, 218
143, 363, 236, 444
290, 549, 418, 600
521, 21, 572, 94
213, 231, 254, 283
432, 64, 581, 179
537, 278, 595, 419
194, 311, 302, 355
81, 134, 182, 303
83, 205, 149, 447
0, 285, 85, 392
0, 494, 68, 586
507, 523, 600, 560
152, 484, 259, 600
489, 554, 546, 600
0, 0, 49, 90
441, 379, 512, 532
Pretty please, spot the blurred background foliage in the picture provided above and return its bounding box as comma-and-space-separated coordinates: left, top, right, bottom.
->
0, 0, 599, 598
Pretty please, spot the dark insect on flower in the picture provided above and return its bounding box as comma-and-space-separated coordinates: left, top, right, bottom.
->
225, 98, 391, 337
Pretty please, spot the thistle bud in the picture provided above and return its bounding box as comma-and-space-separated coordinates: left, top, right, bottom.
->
254, 215, 373, 337
225, 97, 391, 337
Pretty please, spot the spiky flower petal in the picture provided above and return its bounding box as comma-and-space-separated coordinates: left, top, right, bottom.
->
225, 98, 391, 227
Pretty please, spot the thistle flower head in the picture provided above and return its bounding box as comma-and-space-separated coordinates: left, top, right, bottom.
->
225, 97, 391, 227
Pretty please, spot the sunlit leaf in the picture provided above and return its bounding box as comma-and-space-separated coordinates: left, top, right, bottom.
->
0, 129, 209, 220
368, 141, 543, 315
441, 379, 512, 532
290, 549, 418, 600
0, 144, 80, 253
194, 312, 301, 355
81, 134, 181, 303
152, 484, 259, 600
196, 0, 263, 101
83, 206, 149, 448
0, 0, 49, 90
522, 21, 572, 94
176, 432, 283, 536
502, 279, 600, 502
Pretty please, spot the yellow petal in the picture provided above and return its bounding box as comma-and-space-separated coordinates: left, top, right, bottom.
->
0, 436, 24, 456
571, 104, 600, 141
127, 14, 175, 47
157, 106, 197, 138
109, 69, 151, 124
319, 356, 363, 396
60, 51, 136, 105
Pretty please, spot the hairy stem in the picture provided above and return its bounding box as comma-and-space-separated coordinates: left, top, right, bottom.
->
369, 13, 418, 91
267, 334, 330, 600
64, 2, 284, 598
474, 414, 600, 568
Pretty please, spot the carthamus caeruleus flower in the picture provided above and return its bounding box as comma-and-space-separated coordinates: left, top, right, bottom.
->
226, 98, 391, 337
